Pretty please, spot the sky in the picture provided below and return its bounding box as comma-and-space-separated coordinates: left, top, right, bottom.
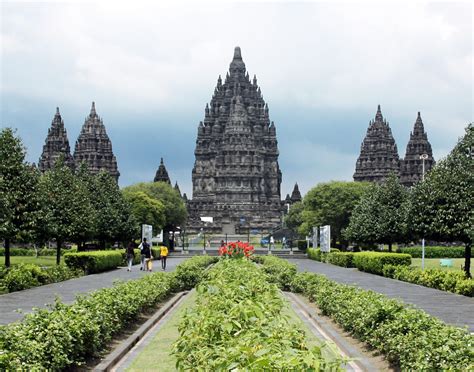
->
1, 1, 472, 198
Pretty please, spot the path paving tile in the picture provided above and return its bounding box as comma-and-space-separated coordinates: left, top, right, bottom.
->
290, 258, 474, 332
0, 257, 186, 325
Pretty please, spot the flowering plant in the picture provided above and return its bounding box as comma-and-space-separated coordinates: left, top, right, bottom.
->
218, 241, 254, 259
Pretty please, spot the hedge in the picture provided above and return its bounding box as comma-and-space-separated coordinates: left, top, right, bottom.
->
0, 264, 82, 293
64, 251, 123, 274
0, 248, 57, 256
257, 256, 473, 370
326, 252, 355, 268
307, 247, 340, 262
0, 256, 216, 371
256, 255, 297, 291
397, 246, 465, 258
383, 264, 474, 297
173, 259, 343, 370
353, 252, 411, 275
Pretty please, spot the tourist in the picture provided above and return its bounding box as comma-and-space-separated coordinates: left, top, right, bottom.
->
160, 245, 168, 271
125, 241, 135, 272
139, 238, 149, 271
220, 240, 225, 248
270, 235, 275, 250
141, 239, 152, 271
282, 236, 286, 249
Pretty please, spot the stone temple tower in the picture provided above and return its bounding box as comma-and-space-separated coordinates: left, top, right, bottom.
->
39, 107, 75, 172
187, 47, 282, 234
354, 105, 400, 183
154, 157, 171, 184
400, 112, 435, 187
73, 102, 120, 181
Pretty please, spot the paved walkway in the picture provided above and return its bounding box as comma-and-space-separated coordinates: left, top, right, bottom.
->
0, 258, 186, 325
291, 259, 474, 332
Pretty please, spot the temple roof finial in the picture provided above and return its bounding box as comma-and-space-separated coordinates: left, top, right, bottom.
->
56, 107, 60, 115
233, 46, 242, 60
160, 157, 164, 164
375, 104, 383, 121
90, 101, 97, 117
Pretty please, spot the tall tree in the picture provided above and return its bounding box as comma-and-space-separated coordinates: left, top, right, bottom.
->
299, 181, 370, 247
284, 201, 304, 233
0, 128, 40, 267
122, 190, 166, 235
409, 124, 473, 277
39, 159, 94, 264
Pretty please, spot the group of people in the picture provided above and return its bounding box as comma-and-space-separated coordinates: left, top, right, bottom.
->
125, 238, 169, 272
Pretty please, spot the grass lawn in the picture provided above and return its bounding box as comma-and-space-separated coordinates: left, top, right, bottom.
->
1, 256, 59, 267
126, 291, 342, 371
411, 258, 469, 272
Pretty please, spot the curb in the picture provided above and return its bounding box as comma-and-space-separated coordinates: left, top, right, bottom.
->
93, 291, 188, 372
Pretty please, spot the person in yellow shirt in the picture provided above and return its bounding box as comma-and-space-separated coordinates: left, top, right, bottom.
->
160, 245, 169, 271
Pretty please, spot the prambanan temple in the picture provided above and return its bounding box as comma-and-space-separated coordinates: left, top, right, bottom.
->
39, 102, 120, 181
354, 105, 435, 186
186, 47, 283, 234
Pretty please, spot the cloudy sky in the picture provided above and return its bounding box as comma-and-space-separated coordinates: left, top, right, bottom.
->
1, 1, 472, 198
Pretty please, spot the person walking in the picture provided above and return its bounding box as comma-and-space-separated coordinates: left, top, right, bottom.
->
160, 245, 169, 271
141, 239, 152, 272
139, 238, 150, 271
126, 241, 135, 272
270, 235, 275, 251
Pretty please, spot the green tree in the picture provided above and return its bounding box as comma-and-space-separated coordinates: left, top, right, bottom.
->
122, 190, 166, 235
344, 174, 409, 251
284, 201, 304, 233
88, 171, 134, 248
0, 128, 41, 267
299, 181, 370, 247
409, 124, 473, 277
39, 159, 94, 264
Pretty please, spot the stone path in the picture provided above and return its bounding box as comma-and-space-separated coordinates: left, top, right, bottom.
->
291, 258, 474, 332
0, 258, 186, 325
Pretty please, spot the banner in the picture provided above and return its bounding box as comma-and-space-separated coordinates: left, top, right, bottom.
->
142, 224, 153, 243
312, 226, 318, 248
319, 225, 331, 252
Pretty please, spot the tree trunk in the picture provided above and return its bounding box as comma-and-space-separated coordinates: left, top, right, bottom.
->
56, 239, 61, 265
388, 242, 392, 252
465, 241, 472, 279
4, 238, 10, 268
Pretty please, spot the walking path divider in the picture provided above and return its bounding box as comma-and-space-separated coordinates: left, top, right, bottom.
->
93, 291, 189, 372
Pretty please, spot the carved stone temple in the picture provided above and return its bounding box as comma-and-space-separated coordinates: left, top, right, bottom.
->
354, 106, 435, 186
400, 112, 435, 187
39, 107, 75, 172
353, 105, 401, 182
154, 158, 171, 184
187, 47, 282, 234
73, 102, 120, 181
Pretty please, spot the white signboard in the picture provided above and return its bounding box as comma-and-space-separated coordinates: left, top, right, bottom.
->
312, 227, 318, 248
319, 225, 331, 252
200, 216, 214, 223
142, 224, 153, 243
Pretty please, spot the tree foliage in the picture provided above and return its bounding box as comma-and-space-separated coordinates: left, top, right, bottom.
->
284, 201, 304, 232
299, 181, 370, 246
408, 123, 473, 277
0, 128, 41, 267
122, 190, 166, 234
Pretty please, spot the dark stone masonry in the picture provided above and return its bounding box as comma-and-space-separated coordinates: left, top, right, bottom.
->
187, 47, 283, 234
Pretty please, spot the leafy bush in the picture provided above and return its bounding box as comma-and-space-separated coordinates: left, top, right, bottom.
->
0, 256, 214, 371
1, 264, 81, 292
382, 264, 474, 297
173, 259, 343, 370
307, 248, 340, 262
64, 251, 123, 274
326, 252, 355, 267
174, 256, 218, 290
397, 246, 465, 258
289, 271, 473, 370
256, 255, 297, 290
353, 252, 411, 275
0, 248, 57, 256
297, 240, 309, 251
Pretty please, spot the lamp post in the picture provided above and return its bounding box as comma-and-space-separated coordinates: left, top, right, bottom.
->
420, 153, 429, 270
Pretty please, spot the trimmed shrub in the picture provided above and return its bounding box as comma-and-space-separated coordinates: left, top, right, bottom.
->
307, 248, 340, 262
326, 252, 355, 268
353, 252, 411, 275
382, 264, 474, 297
174, 256, 218, 290
288, 271, 474, 370
0, 256, 215, 371
64, 251, 123, 274
297, 240, 309, 251
397, 246, 465, 258
257, 255, 297, 290
0, 248, 57, 256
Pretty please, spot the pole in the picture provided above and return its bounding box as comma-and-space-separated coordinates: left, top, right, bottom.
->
203, 229, 206, 255
420, 154, 428, 270
247, 226, 250, 244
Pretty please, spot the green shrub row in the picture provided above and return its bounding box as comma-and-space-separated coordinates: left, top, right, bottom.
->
173, 259, 343, 370
0, 256, 216, 371
255, 255, 297, 291
0, 247, 57, 256
257, 256, 473, 370
0, 263, 82, 293
383, 264, 474, 297
307, 248, 340, 262
174, 256, 218, 290
352, 252, 411, 275
326, 252, 355, 268
397, 246, 465, 258
64, 250, 123, 274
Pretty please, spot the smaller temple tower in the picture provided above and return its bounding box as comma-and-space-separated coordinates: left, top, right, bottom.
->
354, 105, 400, 183
174, 181, 182, 196
39, 107, 75, 172
290, 183, 302, 204
400, 112, 435, 187
154, 158, 171, 184
73, 102, 120, 181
